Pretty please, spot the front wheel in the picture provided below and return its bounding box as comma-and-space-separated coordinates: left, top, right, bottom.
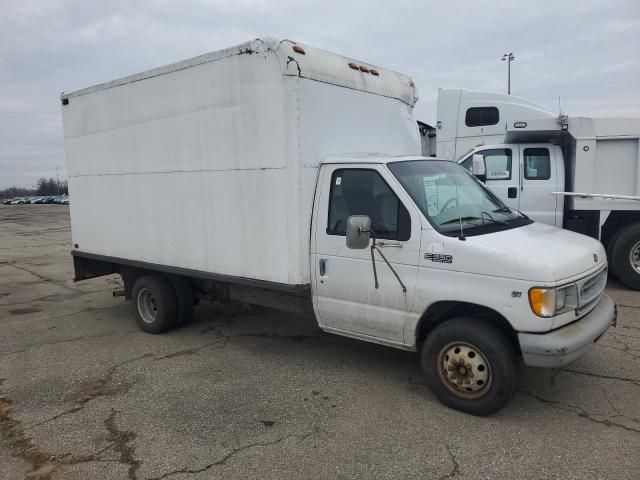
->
420, 318, 518, 416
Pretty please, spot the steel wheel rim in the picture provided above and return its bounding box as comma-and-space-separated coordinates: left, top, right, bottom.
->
137, 288, 157, 324
437, 341, 492, 399
629, 241, 640, 273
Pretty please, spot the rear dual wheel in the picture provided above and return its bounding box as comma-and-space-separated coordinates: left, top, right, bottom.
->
610, 223, 640, 290
132, 274, 194, 333
421, 318, 518, 416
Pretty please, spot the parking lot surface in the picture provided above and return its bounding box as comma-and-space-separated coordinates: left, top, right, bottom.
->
1, 205, 639, 480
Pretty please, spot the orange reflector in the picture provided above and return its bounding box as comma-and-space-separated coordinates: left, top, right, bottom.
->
370, 69, 379, 76
292, 45, 305, 54
359, 66, 370, 73
348, 62, 359, 70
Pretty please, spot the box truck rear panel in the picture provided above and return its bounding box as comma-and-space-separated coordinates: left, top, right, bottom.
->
62, 38, 420, 287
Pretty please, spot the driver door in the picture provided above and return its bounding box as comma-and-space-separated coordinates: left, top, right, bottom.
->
311, 164, 421, 346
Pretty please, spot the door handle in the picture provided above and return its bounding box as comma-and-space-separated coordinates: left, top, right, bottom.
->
319, 259, 326, 276
508, 187, 517, 198
377, 241, 402, 248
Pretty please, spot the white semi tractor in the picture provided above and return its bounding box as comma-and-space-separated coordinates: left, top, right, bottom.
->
62, 39, 615, 415
431, 89, 640, 290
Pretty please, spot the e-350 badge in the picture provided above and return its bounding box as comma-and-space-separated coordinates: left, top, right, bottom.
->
424, 253, 453, 264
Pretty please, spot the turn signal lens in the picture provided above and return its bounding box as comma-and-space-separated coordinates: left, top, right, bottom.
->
529, 288, 556, 318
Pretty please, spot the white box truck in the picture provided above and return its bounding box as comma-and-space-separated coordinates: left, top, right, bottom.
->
437, 89, 640, 290
62, 38, 616, 415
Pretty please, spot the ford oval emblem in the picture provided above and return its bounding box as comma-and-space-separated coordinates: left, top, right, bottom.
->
593, 254, 598, 263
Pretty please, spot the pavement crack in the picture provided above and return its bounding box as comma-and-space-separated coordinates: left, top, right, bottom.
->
25, 353, 154, 431
5, 263, 80, 293
559, 368, 640, 387
440, 444, 461, 479
0, 383, 111, 480
520, 391, 640, 434
105, 409, 141, 480
147, 431, 315, 480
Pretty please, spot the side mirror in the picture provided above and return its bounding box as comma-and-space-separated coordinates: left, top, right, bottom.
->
346, 215, 371, 249
471, 154, 487, 183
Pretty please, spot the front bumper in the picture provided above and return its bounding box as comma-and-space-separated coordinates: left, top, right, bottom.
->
518, 294, 617, 368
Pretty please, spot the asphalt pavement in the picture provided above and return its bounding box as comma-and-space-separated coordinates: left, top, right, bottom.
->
1, 205, 639, 479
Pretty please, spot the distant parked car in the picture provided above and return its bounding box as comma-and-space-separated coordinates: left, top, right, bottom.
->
2, 198, 13, 205
10, 198, 26, 205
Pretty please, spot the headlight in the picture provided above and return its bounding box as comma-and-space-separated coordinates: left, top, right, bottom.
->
529, 288, 556, 317
529, 285, 578, 318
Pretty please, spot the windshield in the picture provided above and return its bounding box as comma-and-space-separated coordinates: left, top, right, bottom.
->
388, 160, 531, 236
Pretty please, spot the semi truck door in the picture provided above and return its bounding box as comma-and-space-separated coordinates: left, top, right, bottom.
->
311, 165, 420, 346
460, 146, 520, 211
518, 144, 558, 226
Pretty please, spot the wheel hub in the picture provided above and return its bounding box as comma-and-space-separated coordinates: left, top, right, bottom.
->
137, 288, 158, 324
438, 342, 491, 399
630, 241, 640, 273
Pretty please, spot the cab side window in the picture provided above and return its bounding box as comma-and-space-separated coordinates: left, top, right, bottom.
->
465, 107, 499, 127
462, 149, 512, 180
524, 148, 551, 180
327, 169, 410, 241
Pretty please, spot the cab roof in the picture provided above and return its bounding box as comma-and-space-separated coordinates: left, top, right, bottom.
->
320, 154, 447, 164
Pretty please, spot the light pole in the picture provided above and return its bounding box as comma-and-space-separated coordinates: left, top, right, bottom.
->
501, 52, 515, 95
56, 167, 60, 195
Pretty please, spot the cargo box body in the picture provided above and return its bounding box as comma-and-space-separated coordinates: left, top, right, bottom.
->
62, 38, 420, 287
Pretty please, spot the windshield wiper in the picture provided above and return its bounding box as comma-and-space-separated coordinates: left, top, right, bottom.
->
441, 214, 508, 227
440, 216, 483, 226
493, 205, 529, 219
493, 206, 512, 214
481, 211, 509, 225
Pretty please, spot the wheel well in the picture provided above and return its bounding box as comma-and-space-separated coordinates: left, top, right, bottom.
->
416, 301, 520, 353
602, 211, 640, 250
121, 267, 154, 300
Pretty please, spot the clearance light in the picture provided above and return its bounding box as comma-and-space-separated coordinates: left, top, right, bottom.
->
359, 66, 370, 73
292, 45, 306, 55
370, 69, 379, 76
348, 63, 359, 70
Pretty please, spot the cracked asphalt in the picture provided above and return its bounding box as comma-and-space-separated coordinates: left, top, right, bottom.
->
1, 205, 639, 480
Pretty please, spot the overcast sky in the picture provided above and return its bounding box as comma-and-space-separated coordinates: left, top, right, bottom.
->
1, 0, 639, 189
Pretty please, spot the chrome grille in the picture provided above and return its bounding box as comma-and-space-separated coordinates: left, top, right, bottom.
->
577, 267, 607, 312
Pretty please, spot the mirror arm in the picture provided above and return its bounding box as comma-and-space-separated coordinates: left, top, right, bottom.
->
374, 246, 407, 293
360, 228, 407, 293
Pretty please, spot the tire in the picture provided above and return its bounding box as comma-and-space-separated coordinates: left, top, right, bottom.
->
420, 318, 518, 416
131, 275, 177, 334
168, 276, 194, 327
610, 223, 640, 290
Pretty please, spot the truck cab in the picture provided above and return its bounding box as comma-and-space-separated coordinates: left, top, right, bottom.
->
311, 154, 615, 415
459, 143, 565, 227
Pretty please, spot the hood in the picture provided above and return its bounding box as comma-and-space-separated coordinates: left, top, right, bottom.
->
467, 222, 606, 283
